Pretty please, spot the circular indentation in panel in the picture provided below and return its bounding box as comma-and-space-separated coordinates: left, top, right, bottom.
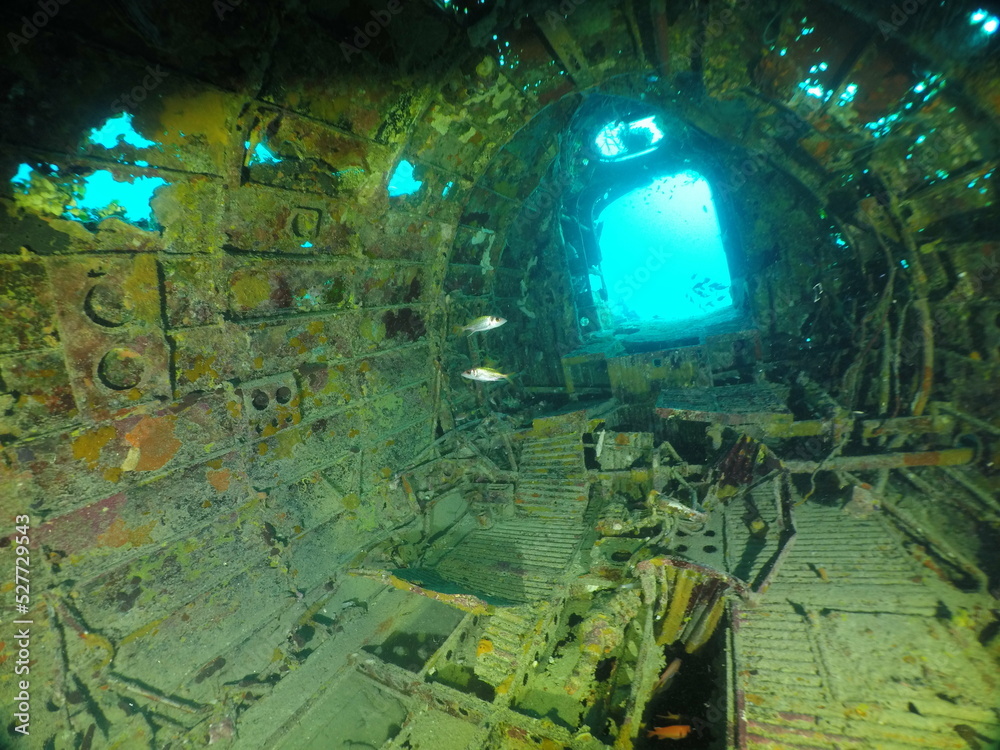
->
251, 389, 269, 410
611, 550, 632, 563
291, 208, 320, 239
97, 348, 144, 390
85, 283, 133, 327
703, 545, 718, 553
275, 385, 292, 404
675, 545, 689, 553
704, 530, 716, 537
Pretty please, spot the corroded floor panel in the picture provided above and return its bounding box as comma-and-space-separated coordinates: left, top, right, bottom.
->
433, 429, 590, 603
728, 502, 1000, 749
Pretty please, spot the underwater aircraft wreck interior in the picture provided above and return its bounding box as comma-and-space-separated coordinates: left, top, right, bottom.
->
2, 0, 1000, 747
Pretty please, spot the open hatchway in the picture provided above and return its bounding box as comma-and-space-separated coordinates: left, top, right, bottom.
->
556, 93, 751, 352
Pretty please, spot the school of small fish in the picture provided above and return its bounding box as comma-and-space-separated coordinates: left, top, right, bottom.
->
685, 273, 730, 313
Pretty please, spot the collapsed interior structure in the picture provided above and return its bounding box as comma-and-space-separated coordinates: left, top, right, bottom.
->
1, 0, 999, 747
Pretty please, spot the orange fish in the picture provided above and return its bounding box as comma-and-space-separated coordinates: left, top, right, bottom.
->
647, 725, 691, 740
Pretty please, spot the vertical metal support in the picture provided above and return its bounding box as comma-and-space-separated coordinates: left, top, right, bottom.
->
532, 10, 595, 89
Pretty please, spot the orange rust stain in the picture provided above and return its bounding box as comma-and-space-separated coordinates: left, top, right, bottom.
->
97, 517, 157, 548
207, 458, 224, 469
103, 467, 122, 483
348, 429, 360, 438
72, 425, 117, 469
207, 468, 232, 492
125, 416, 183, 472
615, 433, 630, 445
477, 638, 494, 656
307, 320, 323, 335
359, 361, 371, 373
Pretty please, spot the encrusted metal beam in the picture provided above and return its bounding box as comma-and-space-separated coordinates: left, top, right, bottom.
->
532, 11, 595, 89
781, 447, 974, 473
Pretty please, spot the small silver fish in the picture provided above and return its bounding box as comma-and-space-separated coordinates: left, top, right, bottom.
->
461, 367, 511, 382
458, 315, 506, 334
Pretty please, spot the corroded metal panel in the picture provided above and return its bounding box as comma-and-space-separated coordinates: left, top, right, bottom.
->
48, 254, 170, 417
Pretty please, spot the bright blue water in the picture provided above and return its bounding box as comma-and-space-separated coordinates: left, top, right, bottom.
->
11, 163, 167, 228
388, 159, 422, 197
596, 171, 733, 324
88, 112, 158, 149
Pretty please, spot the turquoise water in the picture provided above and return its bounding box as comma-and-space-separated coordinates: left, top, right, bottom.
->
595, 171, 733, 325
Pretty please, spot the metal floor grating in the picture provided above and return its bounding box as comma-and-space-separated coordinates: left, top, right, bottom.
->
433, 430, 590, 604
474, 606, 535, 686
727, 501, 1000, 749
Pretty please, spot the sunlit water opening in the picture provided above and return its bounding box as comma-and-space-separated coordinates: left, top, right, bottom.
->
388, 159, 422, 197
595, 171, 733, 325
